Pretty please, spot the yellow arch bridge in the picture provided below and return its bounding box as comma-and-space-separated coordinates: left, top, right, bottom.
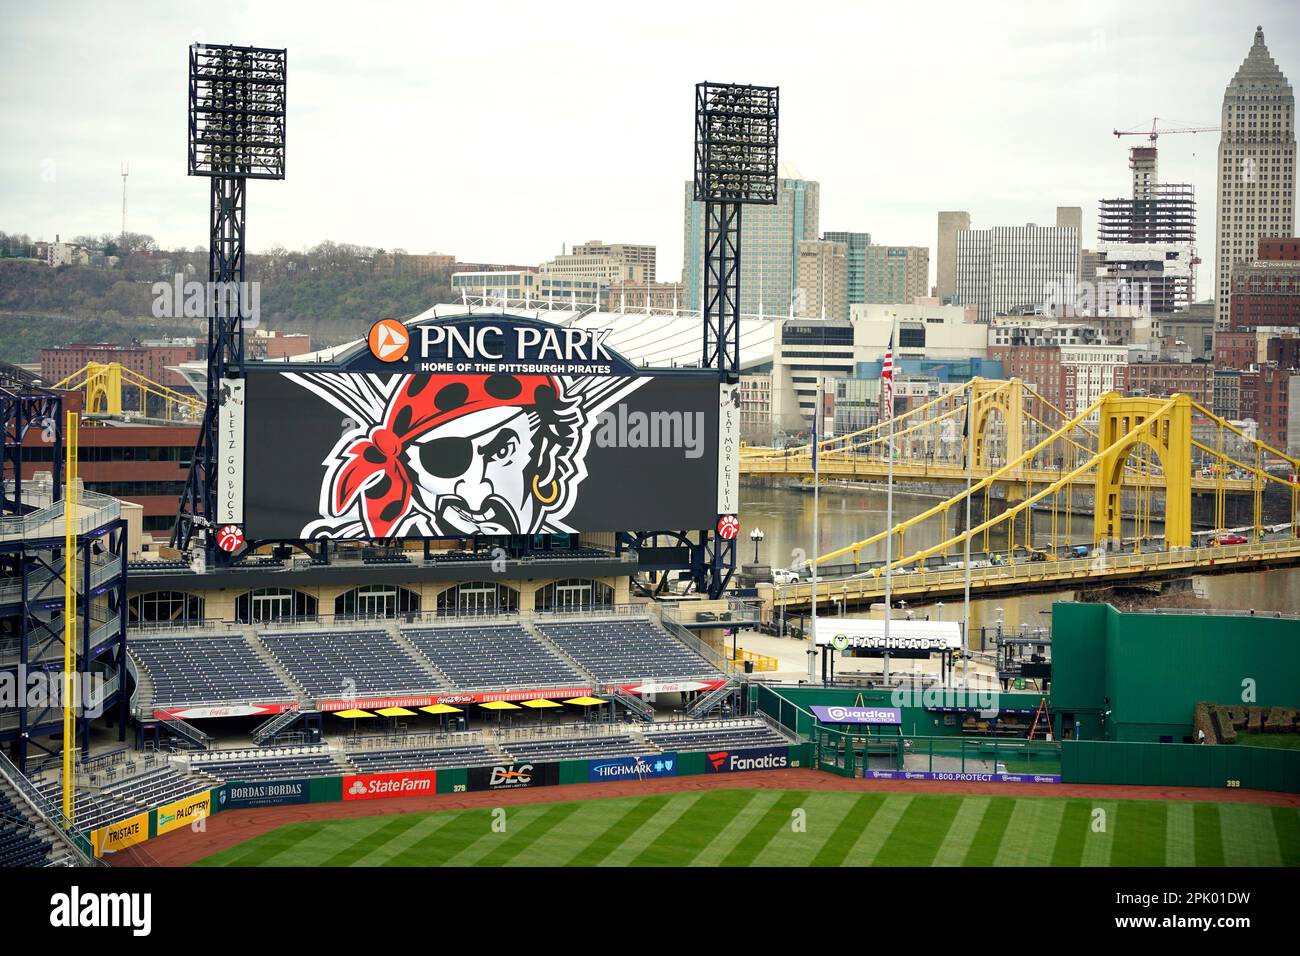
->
747, 379, 1300, 611
52, 361, 203, 423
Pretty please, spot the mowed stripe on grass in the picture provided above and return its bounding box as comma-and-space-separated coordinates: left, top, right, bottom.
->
192, 791, 1300, 868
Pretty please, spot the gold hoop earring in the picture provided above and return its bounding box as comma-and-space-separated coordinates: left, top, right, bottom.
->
532, 475, 559, 504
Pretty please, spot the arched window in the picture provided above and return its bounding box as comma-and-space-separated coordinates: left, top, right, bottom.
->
128, 590, 204, 625
236, 588, 317, 624
436, 582, 519, 617
534, 579, 613, 612
335, 584, 420, 619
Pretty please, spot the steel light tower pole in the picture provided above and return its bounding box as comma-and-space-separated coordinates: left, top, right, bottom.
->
173, 43, 286, 563
694, 82, 778, 598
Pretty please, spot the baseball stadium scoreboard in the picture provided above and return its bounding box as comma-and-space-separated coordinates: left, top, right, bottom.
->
217, 313, 740, 545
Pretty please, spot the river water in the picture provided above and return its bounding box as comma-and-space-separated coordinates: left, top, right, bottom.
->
740, 480, 1300, 629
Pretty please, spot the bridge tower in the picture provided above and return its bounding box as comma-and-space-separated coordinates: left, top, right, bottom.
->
1093, 393, 1192, 549
970, 377, 1024, 473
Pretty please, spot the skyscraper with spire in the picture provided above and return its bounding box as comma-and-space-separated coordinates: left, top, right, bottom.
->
1214, 26, 1296, 330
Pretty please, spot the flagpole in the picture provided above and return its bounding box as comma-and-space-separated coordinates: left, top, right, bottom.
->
883, 315, 896, 688
809, 371, 821, 682
963, 378, 974, 687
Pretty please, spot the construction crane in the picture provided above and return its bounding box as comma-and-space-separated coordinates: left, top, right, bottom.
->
1113, 117, 1220, 145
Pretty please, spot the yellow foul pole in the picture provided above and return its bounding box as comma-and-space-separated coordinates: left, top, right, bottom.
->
62, 411, 78, 826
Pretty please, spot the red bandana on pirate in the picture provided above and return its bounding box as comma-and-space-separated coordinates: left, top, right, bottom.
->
332, 372, 560, 537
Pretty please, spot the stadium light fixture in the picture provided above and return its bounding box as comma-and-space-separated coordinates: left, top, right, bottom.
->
693, 82, 779, 204
188, 43, 287, 180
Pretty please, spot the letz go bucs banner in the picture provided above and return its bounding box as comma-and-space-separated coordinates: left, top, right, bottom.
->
225, 314, 738, 540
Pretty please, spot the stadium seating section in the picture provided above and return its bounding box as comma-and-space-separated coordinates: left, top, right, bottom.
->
645, 724, 790, 752
404, 624, 584, 690
529, 548, 609, 560
258, 629, 442, 698
0, 786, 54, 866
131, 635, 296, 707
32, 762, 214, 833
536, 618, 719, 682
348, 743, 497, 773
191, 748, 347, 782
501, 734, 649, 762
126, 559, 190, 573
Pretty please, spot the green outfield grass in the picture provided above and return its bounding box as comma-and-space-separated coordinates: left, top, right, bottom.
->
1237, 733, 1300, 751
192, 789, 1300, 867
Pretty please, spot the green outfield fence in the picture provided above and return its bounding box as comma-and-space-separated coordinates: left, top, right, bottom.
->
813, 726, 1062, 778
1063, 740, 1300, 793
754, 683, 1300, 793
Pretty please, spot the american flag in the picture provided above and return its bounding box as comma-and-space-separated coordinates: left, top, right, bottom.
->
881, 332, 895, 422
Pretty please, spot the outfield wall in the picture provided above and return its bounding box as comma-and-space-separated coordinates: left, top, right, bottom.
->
1062, 740, 1300, 793
756, 684, 1300, 796
89, 743, 813, 857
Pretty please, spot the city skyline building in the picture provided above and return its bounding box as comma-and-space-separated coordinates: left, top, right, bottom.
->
683, 174, 820, 317
954, 207, 1082, 322
794, 238, 849, 319
821, 230, 871, 307
863, 244, 930, 304
936, 211, 972, 303
1214, 26, 1296, 330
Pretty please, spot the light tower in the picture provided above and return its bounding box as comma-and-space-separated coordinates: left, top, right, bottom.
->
172, 43, 286, 561
693, 82, 778, 598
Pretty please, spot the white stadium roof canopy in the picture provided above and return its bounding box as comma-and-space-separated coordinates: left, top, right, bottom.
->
175, 302, 778, 394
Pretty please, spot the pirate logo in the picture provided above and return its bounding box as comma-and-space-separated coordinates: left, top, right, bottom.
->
291, 369, 646, 539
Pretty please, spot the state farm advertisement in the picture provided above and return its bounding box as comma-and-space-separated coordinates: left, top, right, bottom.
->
342, 769, 437, 801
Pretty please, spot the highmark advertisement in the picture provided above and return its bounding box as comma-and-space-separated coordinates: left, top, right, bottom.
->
588, 753, 679, 782
234, 314, 735, 541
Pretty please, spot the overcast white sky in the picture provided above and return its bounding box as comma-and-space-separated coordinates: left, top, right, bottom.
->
2, 0, 1297, 297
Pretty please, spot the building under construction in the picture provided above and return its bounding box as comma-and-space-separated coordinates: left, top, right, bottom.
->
1096, 143, 1200, 314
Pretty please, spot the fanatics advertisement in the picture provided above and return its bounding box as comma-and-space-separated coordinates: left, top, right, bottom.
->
702, 746, 791, 773
233, 314, 734, 541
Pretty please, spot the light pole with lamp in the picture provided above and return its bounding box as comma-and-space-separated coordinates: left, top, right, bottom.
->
750, 527, 765, 565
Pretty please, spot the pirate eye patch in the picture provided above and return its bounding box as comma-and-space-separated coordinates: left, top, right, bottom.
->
416, 436, 473, 478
